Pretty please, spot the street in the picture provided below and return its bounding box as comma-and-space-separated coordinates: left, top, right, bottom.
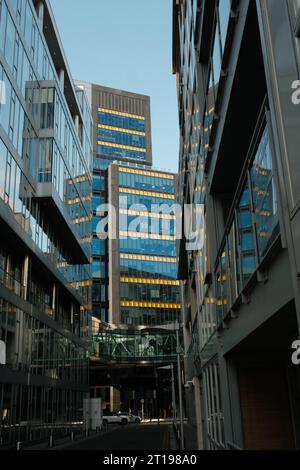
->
61, 423, 171, 450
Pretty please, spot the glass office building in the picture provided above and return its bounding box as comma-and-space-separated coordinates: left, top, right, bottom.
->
173, 0, 300, 450
108, 164, 180, 327
0, 0, 92, 447
75, 82, 153, 324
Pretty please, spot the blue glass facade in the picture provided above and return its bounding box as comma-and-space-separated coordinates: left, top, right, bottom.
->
98, 128, 146, 148
97, 144, 146, 162
98, 111, 145, 132
116, 166, 181, 326
90, 90, 152, 323
97, 109, 147, 163
92, 157, 108, 320
120, 238, 176, 257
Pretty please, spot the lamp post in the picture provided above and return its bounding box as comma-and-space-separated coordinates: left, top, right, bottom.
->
171, 363, 176, 424
175, 321, 184, 450
154, 368, 159, 424
141, 399, 144, 421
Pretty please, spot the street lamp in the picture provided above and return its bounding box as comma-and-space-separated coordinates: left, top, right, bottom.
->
171, 363, 176, 424
175, 321, 184, 450
140, 399, 144, 421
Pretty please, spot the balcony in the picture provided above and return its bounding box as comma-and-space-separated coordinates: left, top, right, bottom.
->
0, 266, 25, 299
33, 182, 89, 265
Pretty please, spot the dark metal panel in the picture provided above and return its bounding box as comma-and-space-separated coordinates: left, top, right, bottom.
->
198, 0, 217, 64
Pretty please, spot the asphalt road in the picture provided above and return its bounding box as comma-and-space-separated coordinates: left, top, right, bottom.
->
62, 423, 170, 450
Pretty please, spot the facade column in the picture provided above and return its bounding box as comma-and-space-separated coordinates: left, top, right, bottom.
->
22, 255, 29, 301
71, 303, 74, 332
6, 255, 11, 290
193, 377, 204, 449
14, 255, 30, 366
52, 283, 56, 319
74, 114, 79, 133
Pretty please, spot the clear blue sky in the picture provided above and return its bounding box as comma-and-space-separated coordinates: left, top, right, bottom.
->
50, 0, 179, 173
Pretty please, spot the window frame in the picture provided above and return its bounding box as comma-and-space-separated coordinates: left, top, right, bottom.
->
295, 10, 300, 37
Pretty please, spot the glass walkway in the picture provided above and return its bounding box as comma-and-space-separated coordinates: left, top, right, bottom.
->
90, 322, 181, 363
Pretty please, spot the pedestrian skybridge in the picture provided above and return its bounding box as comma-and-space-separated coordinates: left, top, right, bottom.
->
90, 322, 181, 364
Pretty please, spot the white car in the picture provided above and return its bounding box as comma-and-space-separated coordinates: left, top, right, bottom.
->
117, 411, 141, 424
102, 412, 129, 425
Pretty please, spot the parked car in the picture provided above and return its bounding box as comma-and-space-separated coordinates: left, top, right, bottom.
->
116, 411, 141, 424
130, 414, 141, 424
102, 412, 129, 425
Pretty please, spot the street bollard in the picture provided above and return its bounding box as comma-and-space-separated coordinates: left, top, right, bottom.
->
70, 431, 75, 441
16, 441, 22, 451
48, 434, 54, 448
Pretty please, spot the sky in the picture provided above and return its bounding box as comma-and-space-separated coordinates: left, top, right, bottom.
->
50, 0, 179, 173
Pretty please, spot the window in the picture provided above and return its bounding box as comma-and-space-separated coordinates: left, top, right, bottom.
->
203, 362, 225, 449
93, 157, 110, 170
218, 0, 231, 53
214, 122, 279, 318
0, 139, 7, 199
4, 12, 15, 70
0, 71, 12, 133
92, 284, 106, 303
0, 1, 7, 53
24, 0, 33, 49
204, 0, 231, 144
92, 260, 106, 279
98, 144, 146, 162
295, 0, 300, 12
228, 222, 238, 304
237, 185, 256, 288
98, 128, 146, 149
211, 18, 222, 90
98, 111, 145, 132
40, 88, 54, 129
92, 238, 106, 256
92, 195, 105, 212
93, 175, 105, 191
250, 127, 278, 258
295, 1, 300, 37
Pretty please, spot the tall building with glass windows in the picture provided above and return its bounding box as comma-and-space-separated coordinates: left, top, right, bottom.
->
173, 0, 300, 450
75, 82, 152, 325
0, 0, 92, 447
108, 164, 180, 326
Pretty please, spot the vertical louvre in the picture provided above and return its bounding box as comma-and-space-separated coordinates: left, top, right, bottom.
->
98, 90, 146, 117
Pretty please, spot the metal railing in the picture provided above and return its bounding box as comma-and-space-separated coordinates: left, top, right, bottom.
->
0, 266, 55, 318
0, 266, 25, 297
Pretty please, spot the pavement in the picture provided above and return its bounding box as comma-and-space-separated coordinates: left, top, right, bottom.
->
57, 422, 172, 451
